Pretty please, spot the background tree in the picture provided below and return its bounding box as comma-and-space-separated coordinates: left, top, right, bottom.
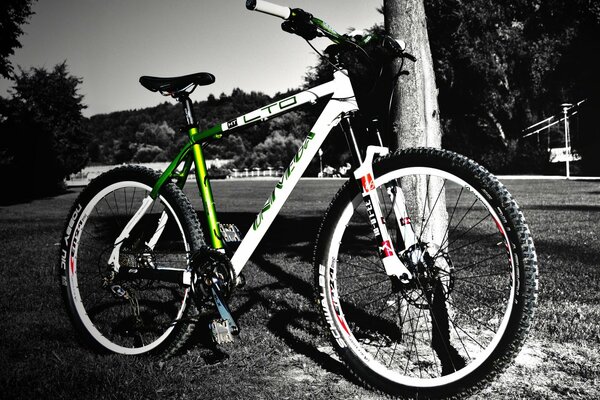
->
384, 0, 457, 369
425, 0, 600, 174
384, 0, 447, 242
0, 0, 36, 79
385, 0, 442, 151
0, 62, 88, 201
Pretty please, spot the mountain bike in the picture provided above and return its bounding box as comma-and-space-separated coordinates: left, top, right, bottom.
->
59, 1, 538, 398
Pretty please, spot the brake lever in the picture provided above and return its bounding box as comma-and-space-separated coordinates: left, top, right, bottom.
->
381, 36, 417, 63
281, 8, 319, 41
402, 52, 417, 62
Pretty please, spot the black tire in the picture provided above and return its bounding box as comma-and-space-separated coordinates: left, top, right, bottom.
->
59, 165, 204, 357
314, 148, 538, 398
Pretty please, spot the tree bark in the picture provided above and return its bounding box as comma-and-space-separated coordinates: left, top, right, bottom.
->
384, 2, 463, 371
384, 0, 442, 151
384, 0, 446, 246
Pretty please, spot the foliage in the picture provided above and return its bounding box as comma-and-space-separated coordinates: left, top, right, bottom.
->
306, 1, 599, 174
577, 97, 600, 175
208, 164, 232, 179
85, 88, 326, 174
0, 0, 36, 78
424, 0, 600, 173
0, 62, 88, 200
234, 131, 302, 170
477, 139, 550, 175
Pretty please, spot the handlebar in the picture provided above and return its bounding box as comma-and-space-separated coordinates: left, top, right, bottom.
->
246, 0, 290, 20
245, 0, 417, 62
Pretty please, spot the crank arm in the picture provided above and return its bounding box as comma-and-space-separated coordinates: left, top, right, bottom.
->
210, 278, 240, 335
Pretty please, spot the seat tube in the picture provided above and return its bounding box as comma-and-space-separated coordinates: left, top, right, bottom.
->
180, 95, 223, 249
189, 126, 224, 250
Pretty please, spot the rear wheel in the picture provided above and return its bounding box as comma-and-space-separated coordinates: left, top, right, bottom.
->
314, 148, 538, 398
59, 165, 204, 356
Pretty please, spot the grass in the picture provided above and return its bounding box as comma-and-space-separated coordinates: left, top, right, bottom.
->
0, 178, 599, 399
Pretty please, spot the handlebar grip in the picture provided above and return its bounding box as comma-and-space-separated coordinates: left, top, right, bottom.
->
246, 0, 291, 20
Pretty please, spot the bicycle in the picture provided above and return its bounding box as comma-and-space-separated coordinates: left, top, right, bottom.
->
59, 1, 538, 398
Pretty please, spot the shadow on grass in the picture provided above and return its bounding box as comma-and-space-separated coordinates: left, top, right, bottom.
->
202, 211, 324, 263
179, 221, 361, 385
239, 254, 360, 385
534, 237, 600, 268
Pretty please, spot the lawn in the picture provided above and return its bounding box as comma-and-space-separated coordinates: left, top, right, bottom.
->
0, 178, 599, 399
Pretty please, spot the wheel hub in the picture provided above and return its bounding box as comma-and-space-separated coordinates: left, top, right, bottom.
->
394, 242, 455, 308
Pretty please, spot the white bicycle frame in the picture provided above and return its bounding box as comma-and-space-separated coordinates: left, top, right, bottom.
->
229, 69, 355, 273
110, 69, 414, 281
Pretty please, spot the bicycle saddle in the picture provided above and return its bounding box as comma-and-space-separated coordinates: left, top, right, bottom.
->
139, 72, 215, 94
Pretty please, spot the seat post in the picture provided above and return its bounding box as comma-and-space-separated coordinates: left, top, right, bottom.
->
178, 94, 197, 127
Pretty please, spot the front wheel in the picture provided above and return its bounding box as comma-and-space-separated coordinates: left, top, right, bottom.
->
314, 148, 538, 398
59, 165, 204, 356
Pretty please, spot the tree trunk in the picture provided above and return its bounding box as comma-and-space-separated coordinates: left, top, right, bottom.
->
384, 0, 446, 245
384, 2, 458, 365
384, 0, 442, 151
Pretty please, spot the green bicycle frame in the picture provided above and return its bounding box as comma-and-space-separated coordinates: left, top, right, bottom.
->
148, 124, 224, 249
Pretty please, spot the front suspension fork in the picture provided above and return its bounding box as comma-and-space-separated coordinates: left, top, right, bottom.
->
339, 114, 416, 281
352, 146, 414, 281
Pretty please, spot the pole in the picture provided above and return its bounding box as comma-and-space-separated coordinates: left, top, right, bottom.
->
561, 103, 573, 179
318, 148, 323, 178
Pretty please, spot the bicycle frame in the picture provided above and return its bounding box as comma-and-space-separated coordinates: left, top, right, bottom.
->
154, 70, 357, 276
115, 69, 412, 280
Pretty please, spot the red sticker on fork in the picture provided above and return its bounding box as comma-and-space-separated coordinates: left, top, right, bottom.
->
360, 173, 375, 193
381, 240, 394, 258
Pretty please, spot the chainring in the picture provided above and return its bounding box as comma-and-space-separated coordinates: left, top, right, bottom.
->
190, 247, 236, 303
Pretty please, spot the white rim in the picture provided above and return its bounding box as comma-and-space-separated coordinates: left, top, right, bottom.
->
68, 181, 190, 355
325, 166, 517, 388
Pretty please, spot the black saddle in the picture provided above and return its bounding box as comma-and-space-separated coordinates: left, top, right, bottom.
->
139, 72, 215, 95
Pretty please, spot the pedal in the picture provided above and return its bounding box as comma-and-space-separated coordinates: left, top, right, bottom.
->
219, 223, 242, 248
210, 278, 240, 338
209, 319, 235, 345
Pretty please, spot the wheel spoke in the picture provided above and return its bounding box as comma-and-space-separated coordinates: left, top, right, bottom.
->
62, 170, 198, 355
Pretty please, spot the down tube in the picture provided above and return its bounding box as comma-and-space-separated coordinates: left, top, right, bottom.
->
230, 99, 357, 275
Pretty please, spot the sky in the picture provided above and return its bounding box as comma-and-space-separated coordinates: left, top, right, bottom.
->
0, 0, 382, 117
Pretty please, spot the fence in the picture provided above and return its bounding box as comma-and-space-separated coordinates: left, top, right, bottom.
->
229, 167, 283, 178
66, 159, 233, 186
